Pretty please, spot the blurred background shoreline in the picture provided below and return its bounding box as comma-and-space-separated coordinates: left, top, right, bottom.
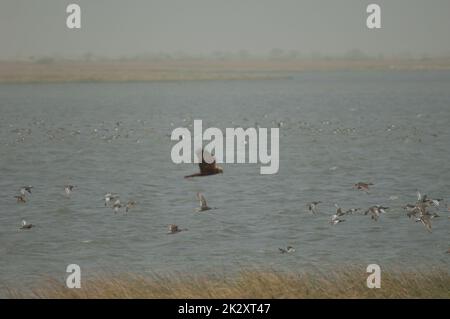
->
2, 56, 450, 83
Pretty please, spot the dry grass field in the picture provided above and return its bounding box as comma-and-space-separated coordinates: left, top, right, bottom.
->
5, 268, 449, 299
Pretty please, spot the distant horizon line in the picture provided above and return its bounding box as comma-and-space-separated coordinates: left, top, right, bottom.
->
3, 50, 450, 63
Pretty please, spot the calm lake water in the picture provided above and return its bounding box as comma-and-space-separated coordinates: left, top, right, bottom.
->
0, 71, 449, 293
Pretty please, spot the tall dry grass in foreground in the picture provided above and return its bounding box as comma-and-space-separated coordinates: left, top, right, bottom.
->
6, 268, 450, 299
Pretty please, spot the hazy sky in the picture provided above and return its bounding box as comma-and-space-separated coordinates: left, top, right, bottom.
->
1, 0, 450, 59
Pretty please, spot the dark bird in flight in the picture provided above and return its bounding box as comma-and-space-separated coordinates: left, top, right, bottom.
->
184, 149, 223, 178
15, 195, 27, 203
167, 224, 187, 234
416, 192, 442, 207
364, 205, 389, 221
353, 182, 373, 193
416, 214, 433, 233
279, 246, 295, 254
330, 204, 346, 224
125, 200, 137, 213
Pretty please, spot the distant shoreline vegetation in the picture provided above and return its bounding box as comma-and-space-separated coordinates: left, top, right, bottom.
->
4, 267, 450, 299
1, 56, 450, 84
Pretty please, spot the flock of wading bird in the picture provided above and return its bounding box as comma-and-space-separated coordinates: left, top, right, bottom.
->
12, 149, 450, 253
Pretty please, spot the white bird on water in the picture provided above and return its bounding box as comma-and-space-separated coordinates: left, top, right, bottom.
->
307, 201, 321, 214
196, 192, 212, 212
112, 199, 122, 213
20, 185, 33, 195
104, 193, 119, 207
20, 220, 33, 230
330, 204, 346, 225
64, 185, 75, 196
